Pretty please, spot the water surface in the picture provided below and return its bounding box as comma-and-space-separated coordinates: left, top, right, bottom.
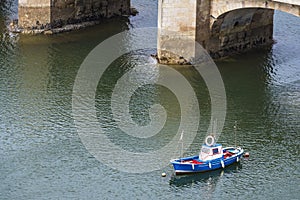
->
0, 1, 299, 199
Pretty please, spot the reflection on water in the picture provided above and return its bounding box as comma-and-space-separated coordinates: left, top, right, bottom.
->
0, 0, 299, 199
170, 163, 243, 188
167, 163, 246, 200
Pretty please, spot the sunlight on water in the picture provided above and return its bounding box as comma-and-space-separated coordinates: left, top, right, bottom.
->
0, 1, 299, 199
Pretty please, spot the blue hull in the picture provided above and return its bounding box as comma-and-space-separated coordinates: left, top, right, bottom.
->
171, 148, 244, 175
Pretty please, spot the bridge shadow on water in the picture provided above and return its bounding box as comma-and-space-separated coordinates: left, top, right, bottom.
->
169, 162, 243, 188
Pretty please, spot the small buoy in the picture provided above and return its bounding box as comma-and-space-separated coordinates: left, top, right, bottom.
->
244, 152, 250, 157
161, 173, 166, 177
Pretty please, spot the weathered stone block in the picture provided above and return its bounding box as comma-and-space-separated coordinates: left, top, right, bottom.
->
18, 0, 131, 32
207, 8, 274, 58
158, 0, 300, 61
158, 0, 197, 64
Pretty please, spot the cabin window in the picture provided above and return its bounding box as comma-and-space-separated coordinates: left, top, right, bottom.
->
213, 148, 219, 155
202, 147, 210, 154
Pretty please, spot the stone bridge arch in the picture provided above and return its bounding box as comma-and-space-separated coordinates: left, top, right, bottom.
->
210, 0, 300, 21
206, 7, 275, 58
158, 0, 300, 63
205, 0, 300, 58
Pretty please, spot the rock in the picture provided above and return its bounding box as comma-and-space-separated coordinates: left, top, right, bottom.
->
178, 58, 186, 65
130, 7, 139, 16
44, 30, 53, 35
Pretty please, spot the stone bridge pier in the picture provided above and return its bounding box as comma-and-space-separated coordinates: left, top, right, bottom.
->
157, 0, 300, 63
18, 0, 130, 32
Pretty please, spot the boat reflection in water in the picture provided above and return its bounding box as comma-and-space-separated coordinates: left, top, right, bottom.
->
169, 162, 242, 188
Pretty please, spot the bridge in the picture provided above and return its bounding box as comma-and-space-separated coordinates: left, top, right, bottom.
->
17, 0, 300, 60
157, 0, 300, 63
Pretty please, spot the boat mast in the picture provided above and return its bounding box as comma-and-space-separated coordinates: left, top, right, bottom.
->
179, 130, 184, 157
213, 119, 217, 139
234, 121, 237, 147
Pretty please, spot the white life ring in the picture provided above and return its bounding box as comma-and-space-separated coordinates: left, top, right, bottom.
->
205, 136, 215, 146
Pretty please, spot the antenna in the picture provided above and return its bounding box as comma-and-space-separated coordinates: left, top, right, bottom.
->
210, 118, 217, 141
179, 130, 184, 157
234, 121, 237, 147
213, 118, 217, 140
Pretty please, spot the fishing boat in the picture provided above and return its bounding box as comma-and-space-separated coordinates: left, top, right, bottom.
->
170, 135, 244, 175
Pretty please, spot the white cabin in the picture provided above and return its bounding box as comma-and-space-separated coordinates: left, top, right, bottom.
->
199, 144, 223, 161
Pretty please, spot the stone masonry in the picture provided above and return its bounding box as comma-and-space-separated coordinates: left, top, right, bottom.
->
157, 0, 300, 63
157, 0, 197, 64
18, 0, 130, 31
18, 0, 51, 29
208, 8, 274, 58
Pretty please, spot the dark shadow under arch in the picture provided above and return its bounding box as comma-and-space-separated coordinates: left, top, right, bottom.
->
206, 8, 275, 58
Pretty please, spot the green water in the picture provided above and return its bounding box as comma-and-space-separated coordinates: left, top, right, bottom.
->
0, 1, 299, 199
